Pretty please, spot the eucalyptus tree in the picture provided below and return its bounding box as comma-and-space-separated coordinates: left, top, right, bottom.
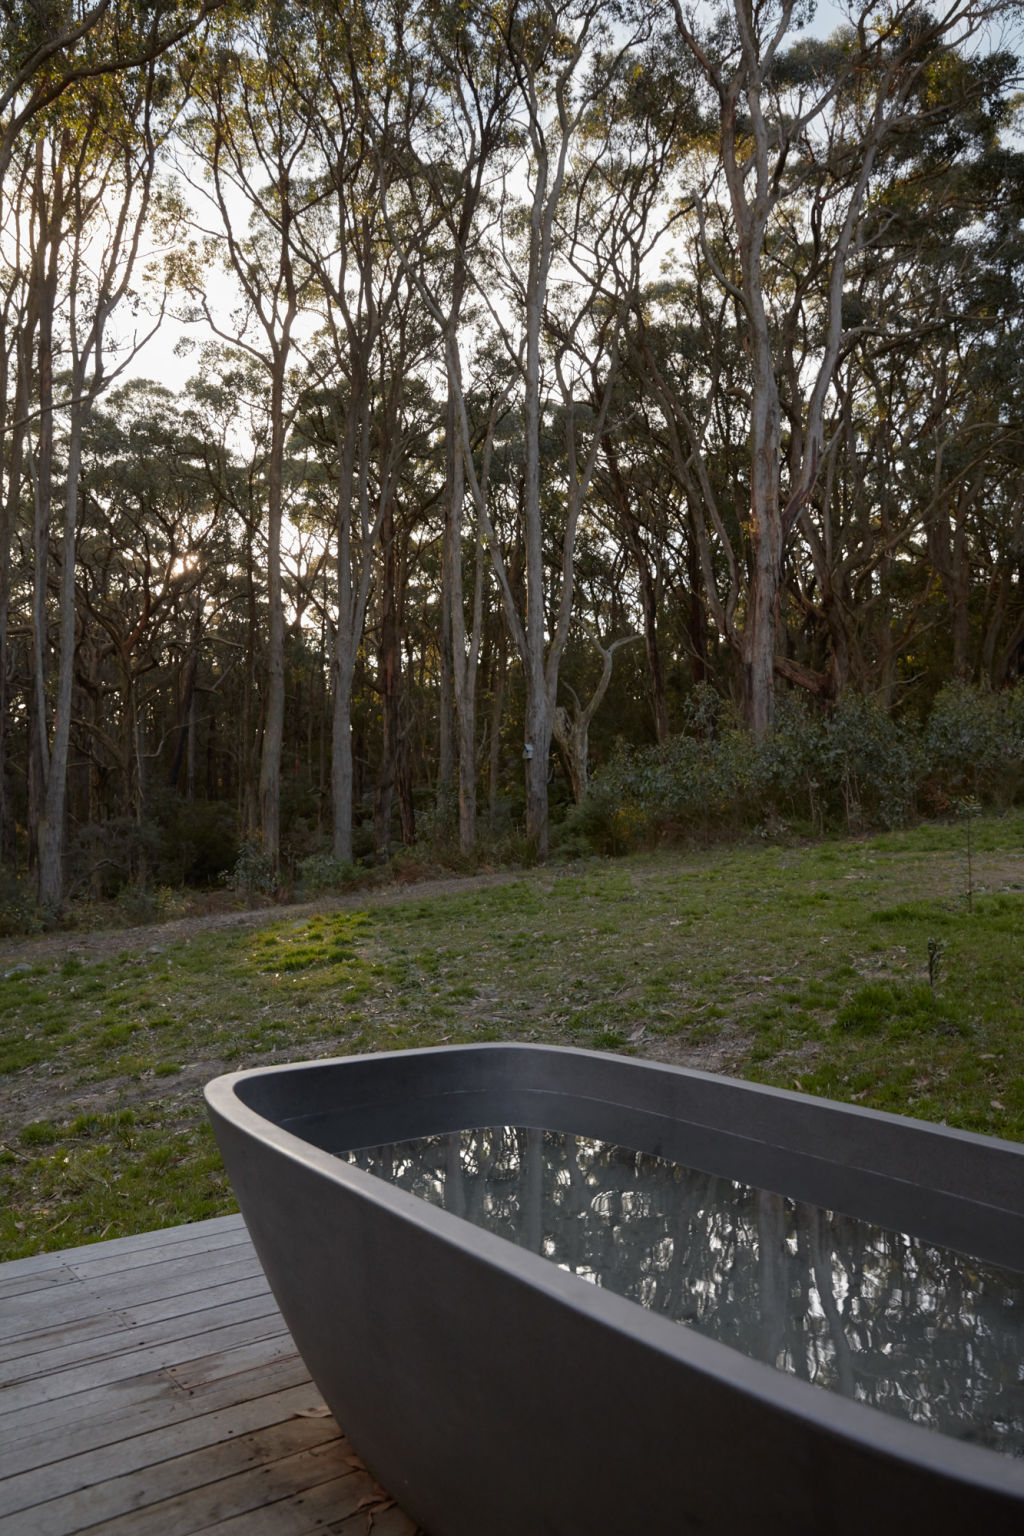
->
0, 0, 228, 185
379, 0, 682, 855
372, 0, 521, 853
367, 366, 444, 856
667, 0, 1019, 733
625, 250, 752, 701
0, 143, 32, 865
74, 379, 228, 835
265, 4, 440, 864
178, 351, 277, 828
178, 2, 318, 864
15, 55, 182, 908
593, 393, 698, 741
763, 37, 1024, 701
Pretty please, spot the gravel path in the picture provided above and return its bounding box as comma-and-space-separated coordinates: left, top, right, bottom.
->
0, 868, 536, 970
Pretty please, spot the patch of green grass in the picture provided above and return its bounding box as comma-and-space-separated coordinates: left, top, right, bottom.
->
835, 981, 958, 1035
18, 1120, 59, 1146
2, 814, 1024, 1259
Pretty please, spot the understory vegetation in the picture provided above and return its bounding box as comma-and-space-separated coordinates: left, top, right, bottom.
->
571, 680, 1024, 853
1, 812, 1022, 1260
0, 678, 1021, 937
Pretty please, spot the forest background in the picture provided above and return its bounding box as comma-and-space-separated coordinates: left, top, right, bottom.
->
2, 0, 1024, 922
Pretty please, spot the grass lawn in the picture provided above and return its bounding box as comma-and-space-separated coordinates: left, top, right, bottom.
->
1, 811, 1022, 1261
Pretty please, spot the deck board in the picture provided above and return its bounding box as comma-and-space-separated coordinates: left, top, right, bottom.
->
0, 1218, 424, 1536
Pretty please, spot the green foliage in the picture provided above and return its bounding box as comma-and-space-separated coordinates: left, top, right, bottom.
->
221, 840, 277, 898
0, 875, 43, 938
154, 797, 239, 886
295, 853, 362, 896
923, 682, 1024, 807
577, 685, 1021, 854
574, 706, 762, 853
18, 1120, 59, 1147
812, 695, 918, 831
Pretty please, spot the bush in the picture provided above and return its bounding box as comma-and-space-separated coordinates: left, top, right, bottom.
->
815, 695, 918, 830
579, 680, 1024, 855
221, 841, 277, 898
66, 816, 163, 899
577, 713, 763, 853
153, 796, 238, 886
922, 682, 1024, 808
296, 852, 361, 896
0, 873, 43, 937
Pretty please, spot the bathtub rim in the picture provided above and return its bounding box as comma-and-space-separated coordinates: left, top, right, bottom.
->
204, 1042, 1024, 1503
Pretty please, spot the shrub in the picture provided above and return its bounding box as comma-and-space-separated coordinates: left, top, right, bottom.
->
154, 796, 238, 886
0, 873, 43, 937
581, 688, 929, 853
296, 852, 361, 896
922, 682, 1024, 808
757, 694, 829, 831
221, 841, 277, 898
578, 715, 763, 853
815, 695, 918, 830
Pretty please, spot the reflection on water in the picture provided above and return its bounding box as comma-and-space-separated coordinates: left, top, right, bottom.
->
344, 1126, 1024, 1456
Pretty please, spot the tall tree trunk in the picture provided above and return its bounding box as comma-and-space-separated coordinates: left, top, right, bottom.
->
603, 443, 669, 741
28, 137, 60, 883
0, 336, 29, 869
448, 394, 490, 856
259, 358, 287, 865
736, 164, 785, 739
522, 272, 552, 855
553, 634, 640, 803
437, 433, 456, 826
488, 624, 507, 831
331, 663, 355, 864
374, 498, 400, 859
37, 403, 82, 908
330, 393, 369, 864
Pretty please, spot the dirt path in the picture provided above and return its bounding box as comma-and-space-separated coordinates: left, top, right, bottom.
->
0, 867, 540, 971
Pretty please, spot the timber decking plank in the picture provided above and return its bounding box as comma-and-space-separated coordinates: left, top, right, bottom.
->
0, 1265, 80, 1304
0, 1354, 313, 1480
1, 1414, 344, 1535
341, 1509, 422, 1536
0, 1384, 332, 1519
0, 1310, 294, 1414
2, 1333, 300, 1449
0, 1217, 247, 1281
0, 1327, 298, 1449
0, 1289, 281, 1386
0, 1241, 265, 1343
0, 1215, 427, 1536
64, 1227, 252, 1283
327, 1508, 422, 1536
0, 1244, 263, 1325
0, 1267, 272, 1361
61, 1440, 356, 1536
193, 1468, 404, 1536
164, 1331, 298, 1393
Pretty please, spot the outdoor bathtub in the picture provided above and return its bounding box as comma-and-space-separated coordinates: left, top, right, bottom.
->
204, 1043, 1024, 1535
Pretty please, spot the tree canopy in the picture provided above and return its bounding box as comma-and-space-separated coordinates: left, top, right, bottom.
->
1, 0, 1022, 905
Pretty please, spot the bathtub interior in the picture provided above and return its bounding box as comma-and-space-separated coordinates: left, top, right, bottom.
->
227, 1045, 1024, 1273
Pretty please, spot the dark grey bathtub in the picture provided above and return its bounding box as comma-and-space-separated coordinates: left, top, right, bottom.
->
204, 1044, 1024, 1535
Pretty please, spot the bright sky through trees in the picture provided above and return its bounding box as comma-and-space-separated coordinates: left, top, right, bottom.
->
2, 0, 1022, 906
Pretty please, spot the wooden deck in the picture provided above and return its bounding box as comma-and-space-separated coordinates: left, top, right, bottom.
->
0, 1215, 422, 1535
